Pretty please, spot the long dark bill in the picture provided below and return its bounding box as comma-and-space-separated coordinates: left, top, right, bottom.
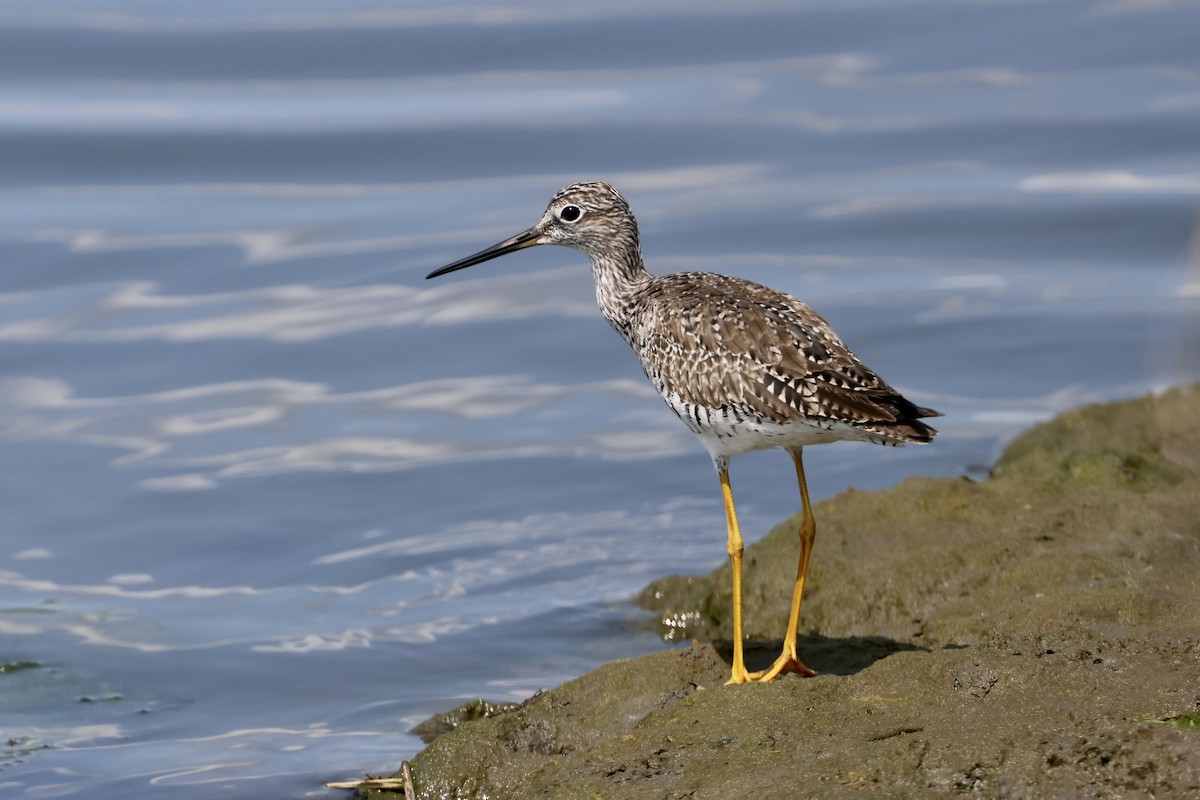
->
426, 227, 542, 279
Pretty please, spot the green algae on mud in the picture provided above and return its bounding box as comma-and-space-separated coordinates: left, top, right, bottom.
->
410, 699, 522, 744
364, 386, 1200, 799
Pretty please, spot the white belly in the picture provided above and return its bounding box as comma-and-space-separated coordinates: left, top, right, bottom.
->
662, 391, 897, 465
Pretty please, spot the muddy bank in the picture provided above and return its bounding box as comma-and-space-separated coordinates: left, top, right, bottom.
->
362, 385, 1200, 799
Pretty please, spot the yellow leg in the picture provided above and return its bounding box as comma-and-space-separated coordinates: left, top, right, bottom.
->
720, 468, 751, 685
750, 448, 818, 682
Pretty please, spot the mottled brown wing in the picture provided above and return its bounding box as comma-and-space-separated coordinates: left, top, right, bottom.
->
634, 273, 938, 440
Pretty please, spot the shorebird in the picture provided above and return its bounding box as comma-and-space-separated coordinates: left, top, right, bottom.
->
427, 182, 939, 684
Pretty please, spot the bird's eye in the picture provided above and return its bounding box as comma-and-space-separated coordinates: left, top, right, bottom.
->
559, 205, 583, 223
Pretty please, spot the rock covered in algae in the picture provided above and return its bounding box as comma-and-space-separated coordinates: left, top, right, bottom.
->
365, 385, 1200, 800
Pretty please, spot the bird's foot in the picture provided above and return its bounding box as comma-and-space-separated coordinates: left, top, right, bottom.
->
724, 663, 753, 686
749, 647, 816, 683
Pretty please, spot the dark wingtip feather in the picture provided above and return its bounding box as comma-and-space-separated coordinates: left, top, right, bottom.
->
902, 418, 938, 443
870, 394, 941, 443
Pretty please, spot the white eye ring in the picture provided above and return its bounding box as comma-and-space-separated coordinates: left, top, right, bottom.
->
558, 204, 584, 223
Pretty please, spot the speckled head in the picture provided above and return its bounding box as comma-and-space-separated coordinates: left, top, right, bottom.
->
536, 182, 639, 256
426, 181, 640, 280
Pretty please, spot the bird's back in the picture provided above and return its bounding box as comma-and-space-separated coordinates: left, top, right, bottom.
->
617, 271, 939, 452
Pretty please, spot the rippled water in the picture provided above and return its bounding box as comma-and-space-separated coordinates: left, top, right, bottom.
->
2, 1, 1197, 797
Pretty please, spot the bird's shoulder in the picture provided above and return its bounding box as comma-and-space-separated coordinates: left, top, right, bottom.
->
632, 272, 861, 375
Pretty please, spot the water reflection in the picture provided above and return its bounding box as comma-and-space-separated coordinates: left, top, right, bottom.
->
2, 498, 724, 658
0, 373, 687, 489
